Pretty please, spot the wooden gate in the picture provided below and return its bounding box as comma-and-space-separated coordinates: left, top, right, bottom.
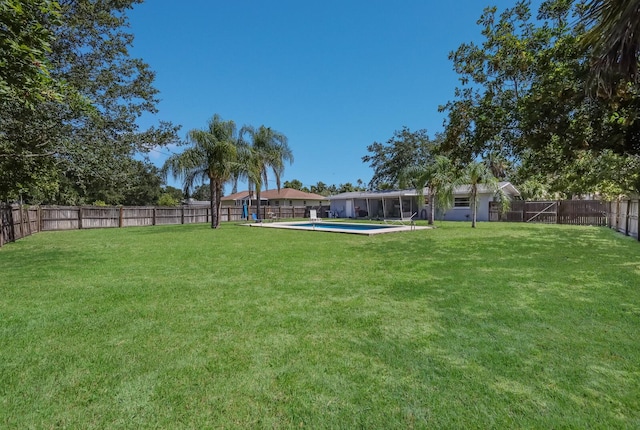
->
490, 200, 607, 226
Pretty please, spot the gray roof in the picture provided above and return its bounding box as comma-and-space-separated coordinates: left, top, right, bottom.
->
329, 182, 520, 200
327, 189, 420, 200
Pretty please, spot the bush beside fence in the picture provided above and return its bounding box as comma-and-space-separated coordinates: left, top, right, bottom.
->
0, 204, 327, 247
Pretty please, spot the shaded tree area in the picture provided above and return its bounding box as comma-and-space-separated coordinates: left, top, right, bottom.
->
0, 0, 179, 205
439, 0, 640, 198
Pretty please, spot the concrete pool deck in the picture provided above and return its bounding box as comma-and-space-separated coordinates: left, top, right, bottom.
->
244, 220, 431, 235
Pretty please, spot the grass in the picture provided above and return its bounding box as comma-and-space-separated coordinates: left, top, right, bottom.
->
1, 221, 639, 428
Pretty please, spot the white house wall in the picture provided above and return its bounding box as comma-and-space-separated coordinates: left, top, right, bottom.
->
440, 194, 493, 222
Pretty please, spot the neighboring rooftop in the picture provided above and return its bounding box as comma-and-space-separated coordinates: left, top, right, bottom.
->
223, 188, 328, 201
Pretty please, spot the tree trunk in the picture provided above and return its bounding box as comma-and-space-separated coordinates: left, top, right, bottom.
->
215, 182, 223, 228
429, 193, 435, 226
255, 185, 262, 221
210, 180, 218, 228
471, 188, 477, 228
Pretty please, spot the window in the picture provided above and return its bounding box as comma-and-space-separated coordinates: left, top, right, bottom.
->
454, 197, 470, 208
274, 200, 279, 206
303, 200, 306, 205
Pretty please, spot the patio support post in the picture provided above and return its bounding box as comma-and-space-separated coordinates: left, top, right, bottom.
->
366, 198, 371, 219
398, 197, 403, 217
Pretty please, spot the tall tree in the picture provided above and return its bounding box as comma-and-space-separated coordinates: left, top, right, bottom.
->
310, 181, 329, 196
239, 125, 293, 220
191, 183, 212, 201
402, 155, 459, 226
283, 179, 307, 191
0, 0, 178, 203
464, 161, 502, 228
163, 115, 239, 229
362, 127, 438, 190
441, 0, 640, 196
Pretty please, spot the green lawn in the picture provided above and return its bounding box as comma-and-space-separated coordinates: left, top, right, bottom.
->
1, 221, 639, 428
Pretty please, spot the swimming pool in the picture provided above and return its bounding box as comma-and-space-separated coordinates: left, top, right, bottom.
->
248, 221, 429, 235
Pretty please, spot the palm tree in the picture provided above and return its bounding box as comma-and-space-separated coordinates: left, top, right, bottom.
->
581, 0, 640, 91
484, 150, 511, 180
163, 114, 239, 229
238, 125, 293, 220
402, 155, 459, 226
464, 161, 504, 228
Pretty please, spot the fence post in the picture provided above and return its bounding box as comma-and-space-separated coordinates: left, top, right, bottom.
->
637, 199, 640, 241
25, 206, 31, 236
625, 198, 631, 236
0, 206, 4, 248
78, 206, 83, 229
181, 206, 184, 224
522, 202, 526, 222
556, 201, 561, 224
119, 206, 124, 228
17, 205, 24, 239
152, 207, 156, 226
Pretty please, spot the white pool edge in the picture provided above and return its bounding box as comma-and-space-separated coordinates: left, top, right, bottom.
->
243, 221, 430, 235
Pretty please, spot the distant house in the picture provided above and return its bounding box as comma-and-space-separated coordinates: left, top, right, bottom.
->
221, 188, 329, 208
328, 182, 520, 221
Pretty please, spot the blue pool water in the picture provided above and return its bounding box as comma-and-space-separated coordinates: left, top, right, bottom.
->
293, 222, 395, 231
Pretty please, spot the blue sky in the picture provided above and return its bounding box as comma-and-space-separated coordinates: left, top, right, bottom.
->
128, 0, 541, 193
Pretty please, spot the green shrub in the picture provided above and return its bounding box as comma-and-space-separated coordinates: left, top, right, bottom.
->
157, 193, 179, 206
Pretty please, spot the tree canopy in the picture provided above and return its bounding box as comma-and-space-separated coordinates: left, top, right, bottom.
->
439, 0, 640, 197
362, 127, 439, 190
0, 0, 179, 204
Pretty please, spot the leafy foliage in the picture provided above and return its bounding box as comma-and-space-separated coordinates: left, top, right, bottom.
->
463, 161, 502, 228
581, 0, 640, 94
401, 155, 460, 225
157, 193, 179, 207
362, 127, 439, 190
440, 0, 640, 197
163, 114, 239, 228
0, 0, 179, 203
238, 125, 293, 220
0, 0, 63, 106
283, 179, 308, 192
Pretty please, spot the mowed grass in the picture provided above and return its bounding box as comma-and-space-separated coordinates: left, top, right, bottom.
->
1, 221, 639, 428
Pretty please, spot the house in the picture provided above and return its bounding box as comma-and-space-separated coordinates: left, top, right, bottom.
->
328, 182, 520, 221
221, 188, 329, 208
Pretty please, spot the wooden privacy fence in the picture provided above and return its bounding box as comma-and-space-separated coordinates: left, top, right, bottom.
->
1, 204, 325, 247
490, 200, 608, 225
608, 199, 639, 239
490, 199, 639, 240
0, 204, 39, 247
